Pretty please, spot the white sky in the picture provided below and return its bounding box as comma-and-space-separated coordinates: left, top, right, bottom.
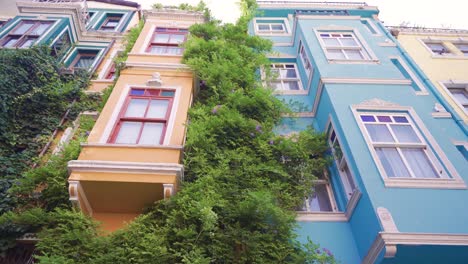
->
139, 0, 468, 29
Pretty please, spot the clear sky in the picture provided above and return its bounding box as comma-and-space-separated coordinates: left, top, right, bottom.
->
140, 0, 468, 29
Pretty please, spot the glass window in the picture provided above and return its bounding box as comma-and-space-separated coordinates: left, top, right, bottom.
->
328, 125, 357, 201
147, 28, 187, 55
319, 32, 368, 60
360, 113, 443, 179
454, 43, 468, 56
110, 88, 175, 145
268, 63, 303, 91
443, 83, 468, 114
299, 42, 313, 78
256, 22, 286, 34
99, 14, 123, 31
1, 20, 53, 48
424, 42, 452, 55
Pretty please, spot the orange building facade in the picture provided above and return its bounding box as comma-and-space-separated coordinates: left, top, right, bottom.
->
67, 8, 204, 231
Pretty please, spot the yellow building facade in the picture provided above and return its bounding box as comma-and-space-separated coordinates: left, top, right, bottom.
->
68, 9, 204, 231
392, 27, 468, 123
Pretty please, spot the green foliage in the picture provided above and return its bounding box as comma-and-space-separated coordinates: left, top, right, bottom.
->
0, 1, 336, 263
0, 46, 89, 213
151, 1, 211, 20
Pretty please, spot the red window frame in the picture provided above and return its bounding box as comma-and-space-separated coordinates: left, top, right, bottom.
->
0, 20, 53, 48
146, 27, 188, 55
108, 88, 175, 145
105, 63, 116, 79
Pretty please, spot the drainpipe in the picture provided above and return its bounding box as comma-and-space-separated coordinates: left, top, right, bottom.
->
376, 21, 468, 135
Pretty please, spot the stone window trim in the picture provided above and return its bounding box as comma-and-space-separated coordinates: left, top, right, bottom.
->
314, 28, 379, 64
351, 100, 466, 189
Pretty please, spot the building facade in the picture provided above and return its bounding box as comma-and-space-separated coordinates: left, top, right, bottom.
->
0, 0, 204, 232
252, 1, 468, 263
390, 26, 468, 131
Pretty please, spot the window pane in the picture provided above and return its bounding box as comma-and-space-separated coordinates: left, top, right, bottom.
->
31, 23, 51, 35
139, 123, 164, 145
115, 122, 141, 144
451, 91, 468, 104
166, 46, 183, 55
130, 89, 145, 96
341, 162, 356, 197
340, 37, 358, 46
327, 49, 346, 59
125, 98, 148, 117
269, 81, 283, 90
20, 38, 36, 48
365, 124, 394, 142
258, 24, 269, 31
323, 38, 340, 46
75, 56, 95, 68
147, 99, 169, 118
169, 34, 185, 44
13, 22, 34, 34
154, 33, 170, 43
361, 115, 376, 122
376, 148, 410, 177
391, 125, 421, 143
377, 116, 392, 122
307, 184, 333, 212
345, 49, 364, 60
283, 81, 300, 90
149, 45, 166, 54
4, 37, 19, 47
281, 68, 297, 78
271, 24, 283, 31
401, 148, 439, 178
393, 116, 408, 123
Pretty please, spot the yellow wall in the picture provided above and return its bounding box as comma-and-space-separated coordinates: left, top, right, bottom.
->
396, 32, 468, 122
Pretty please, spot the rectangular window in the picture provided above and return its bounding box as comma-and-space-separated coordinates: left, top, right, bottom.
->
442, 83, 468, 114
99, 14, 123, 31
296, 10, 349, 16
146, 27, 187, 55
454, 43, 468, 56
424, 42, 452, 55
256, 22, 286, 34
52, 30, 71, 57
328, 125, 357, 200
0, 20, 53, 48
319, 32, 368, 60
109, 88, 174, 145
359, 113, 443, 179
299, 42, 313, 78
298, 173, 337, 212
361, 19, 379, 35
268, 63, 302, 91
71, 50, 99, 69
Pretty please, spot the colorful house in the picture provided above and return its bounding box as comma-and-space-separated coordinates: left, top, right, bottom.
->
390, 26, 468, 131
67, 8, 205, 231
252, 1, 468, 263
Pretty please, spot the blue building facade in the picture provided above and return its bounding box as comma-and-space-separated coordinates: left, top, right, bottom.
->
252, 1, 468, 263
0, 0, 139, 73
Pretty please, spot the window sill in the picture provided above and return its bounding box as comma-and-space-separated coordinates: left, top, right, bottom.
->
82, 143, 184, 150
384, 178, 466, 189
273, 89, 309, 95
129, 52, 183, 58
256, 32, 291, 37
327, 59, 380, 64
431, 54, 468, 60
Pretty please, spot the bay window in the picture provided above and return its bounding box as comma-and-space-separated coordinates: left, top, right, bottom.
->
109, 88, 174, 145
146, 27, 187, 55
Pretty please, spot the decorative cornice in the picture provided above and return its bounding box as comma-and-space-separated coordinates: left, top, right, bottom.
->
355, 98, 402, 108
364, 232, 468, 264
144, 9, 205, 23
321, 77, 411, 85
388, 26, 468, 36
81, 143, 184, 150
68, 160, 184, 178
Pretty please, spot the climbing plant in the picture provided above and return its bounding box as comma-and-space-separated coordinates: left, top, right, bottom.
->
0, 1, 336, 263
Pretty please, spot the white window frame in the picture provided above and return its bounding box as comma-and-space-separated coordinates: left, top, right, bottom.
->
315, 29, 378, 63
453, 42, 468, 56
253, 17, 291, 36
262, 62, 308, 95
269, 63, 303, 89
298, 171, 338, 213
440, 82, 468, 115
351, 101, 465, 189
328, 123, 358, 201
298, 40, 313, 82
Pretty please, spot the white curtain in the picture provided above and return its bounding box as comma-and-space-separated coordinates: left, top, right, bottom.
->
376, 148, 410, 177
401, 148, 439, 178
